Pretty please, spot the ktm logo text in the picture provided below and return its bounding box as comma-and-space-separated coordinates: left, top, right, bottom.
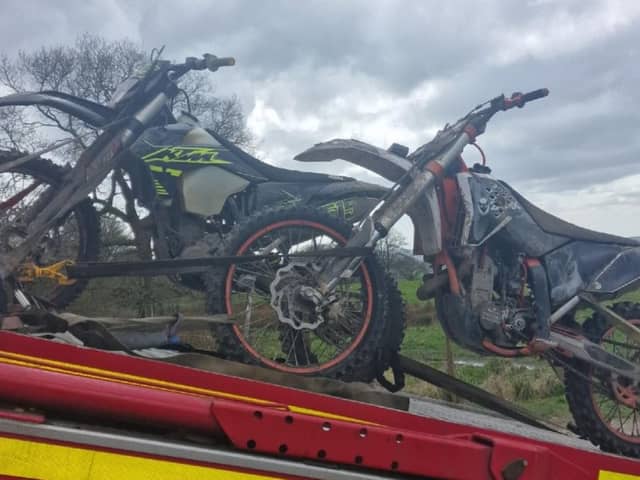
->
143, 146, 230, 165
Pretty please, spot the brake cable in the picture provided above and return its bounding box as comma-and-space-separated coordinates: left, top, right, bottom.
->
469, 142, 487, 166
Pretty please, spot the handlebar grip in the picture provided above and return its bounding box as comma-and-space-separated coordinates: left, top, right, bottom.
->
203, 54, 235, 71
216, 57, 236, 67
521, 88, 549, 103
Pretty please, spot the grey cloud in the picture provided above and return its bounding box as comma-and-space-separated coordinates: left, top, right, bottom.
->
0, 0, 639, 236
0, 0, 140, 50
136, 0, 485, 88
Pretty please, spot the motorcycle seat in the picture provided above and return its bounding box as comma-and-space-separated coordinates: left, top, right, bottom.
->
208, 131, 353, 183
508, 186, 639, 247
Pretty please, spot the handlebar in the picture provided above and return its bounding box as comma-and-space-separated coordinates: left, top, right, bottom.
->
202, 54, 236, 71
409, 87, 549, 168
116, 52, 235, 117
502, 88, 549, 110
466, 87, 549, 136
181, 54, 236, 73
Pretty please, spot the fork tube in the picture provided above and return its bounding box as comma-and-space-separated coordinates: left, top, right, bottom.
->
373, 133, 470, 235
0, 93, 169, 280
581, 293, 640, 343
320, 133, 471, 293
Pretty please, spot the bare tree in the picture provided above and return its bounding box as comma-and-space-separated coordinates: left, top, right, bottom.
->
0, 34, 252, 261
0, 34, 146, 153
173, 71, 251, 146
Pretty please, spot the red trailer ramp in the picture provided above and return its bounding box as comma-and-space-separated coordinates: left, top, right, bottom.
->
0, 331, 637, 479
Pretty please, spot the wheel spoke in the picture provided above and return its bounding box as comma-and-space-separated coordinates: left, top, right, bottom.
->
285, 329, 301, 365
223, 219, 374, 374
617, 406, 625, 433
0, 163, 93, 306
603, 402, 619, 424
581, 317, 640, 447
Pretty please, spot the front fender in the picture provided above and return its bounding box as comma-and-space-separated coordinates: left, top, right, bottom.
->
295, 138, 412, 182
296, 139, 443, 256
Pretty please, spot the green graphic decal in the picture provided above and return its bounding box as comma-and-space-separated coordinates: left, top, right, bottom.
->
153, 179, 169, 196
143, 146, 231, 165
321, 199, 355, 220
149, 164, 183, 177
278, 190, 303, 208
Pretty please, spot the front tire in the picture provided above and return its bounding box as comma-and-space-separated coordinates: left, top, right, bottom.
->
564, 302, 640, 457
205, 206, 404, 382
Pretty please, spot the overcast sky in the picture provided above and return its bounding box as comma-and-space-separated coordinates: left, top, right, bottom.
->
2, 0, 639, 241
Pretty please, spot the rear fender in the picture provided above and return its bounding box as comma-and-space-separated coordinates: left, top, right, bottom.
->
316, 196, 378, 224
309, 180, 385, 223
0, 91, 113, 127
309, 179, 386, 201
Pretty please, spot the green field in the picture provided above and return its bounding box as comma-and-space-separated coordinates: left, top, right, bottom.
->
398, 323, 570, 425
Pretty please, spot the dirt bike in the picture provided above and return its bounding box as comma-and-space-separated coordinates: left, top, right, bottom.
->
0, 53, 386, 309
208, 89, 640, 457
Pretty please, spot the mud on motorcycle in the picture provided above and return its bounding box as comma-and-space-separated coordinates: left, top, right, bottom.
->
209, 89, 640, 457
0, 53, 387, 310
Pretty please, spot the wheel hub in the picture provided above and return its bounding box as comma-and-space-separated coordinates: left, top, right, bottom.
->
612, 378, 639, 409
270, 261, 325, 330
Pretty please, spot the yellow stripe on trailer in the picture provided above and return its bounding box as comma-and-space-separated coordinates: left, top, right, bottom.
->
600, 470, 640, 480
0, 350, 377, 426
0, 436, 285, 480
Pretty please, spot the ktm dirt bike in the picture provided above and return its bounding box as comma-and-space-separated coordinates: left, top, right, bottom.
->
209, 89, 640, 457
0, 53, 386, 309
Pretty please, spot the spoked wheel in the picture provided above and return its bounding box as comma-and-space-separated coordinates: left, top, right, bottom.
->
0, 153, 99, 310
565, 302, 640, 457
206, 206, 400, 382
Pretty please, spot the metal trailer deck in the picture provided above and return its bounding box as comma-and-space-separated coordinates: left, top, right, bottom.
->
0, 331, 638, 479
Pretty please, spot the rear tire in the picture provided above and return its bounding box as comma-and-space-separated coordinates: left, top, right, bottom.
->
0, 152, 100, 310
205, 206, 405, 382
564, 302, 640, 457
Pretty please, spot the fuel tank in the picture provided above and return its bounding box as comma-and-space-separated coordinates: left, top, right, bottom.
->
129, 122, 253, 216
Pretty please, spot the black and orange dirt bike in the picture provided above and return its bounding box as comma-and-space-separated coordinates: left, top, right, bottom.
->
0, 53, 387, 308
207, 89, 640, 457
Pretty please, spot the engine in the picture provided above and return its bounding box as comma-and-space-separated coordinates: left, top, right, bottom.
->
468, 251, 537, 348
433, 249, 538, 354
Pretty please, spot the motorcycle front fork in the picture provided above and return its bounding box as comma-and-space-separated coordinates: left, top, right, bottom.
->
317, 164, 440, 296
551, 330, 640, 383
550, 294, 640, 383
316, 134, 472, 298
